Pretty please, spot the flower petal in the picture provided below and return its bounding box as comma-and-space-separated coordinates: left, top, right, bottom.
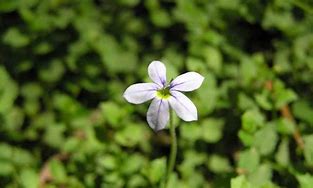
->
169, 91, 197, 121
170, 72, 204, 92
148, 61, 167, 87
147, 98, 169, 131
123, 83, 159, 104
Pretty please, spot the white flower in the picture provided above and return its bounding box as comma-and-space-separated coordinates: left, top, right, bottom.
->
123, 61, 204, 131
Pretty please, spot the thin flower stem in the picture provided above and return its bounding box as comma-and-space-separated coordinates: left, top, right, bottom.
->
166, 109, 177, 187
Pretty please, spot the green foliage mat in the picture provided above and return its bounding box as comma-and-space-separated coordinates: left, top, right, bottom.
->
0, 0, 313, 187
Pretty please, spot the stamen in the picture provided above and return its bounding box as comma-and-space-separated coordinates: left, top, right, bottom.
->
156, 87, 171, 99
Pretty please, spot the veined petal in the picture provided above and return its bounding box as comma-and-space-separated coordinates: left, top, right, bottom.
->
123, 83, 159, 104
147, 98, 169, 131
170, 72, 204, 92
169, 91, 197, 121
148, 61, 167, 87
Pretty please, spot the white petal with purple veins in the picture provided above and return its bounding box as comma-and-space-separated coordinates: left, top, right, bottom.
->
148, 61, 167, 87
169, 91, 197, 121
147, 98, 170, 131
123, 83, 159, 104
170, 72, 204, 92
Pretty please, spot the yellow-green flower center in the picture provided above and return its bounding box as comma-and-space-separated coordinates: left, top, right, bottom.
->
156, 87, 171, 99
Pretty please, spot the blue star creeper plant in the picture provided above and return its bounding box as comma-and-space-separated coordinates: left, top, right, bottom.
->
124, 61, 204, 131
123, 60, 204, 186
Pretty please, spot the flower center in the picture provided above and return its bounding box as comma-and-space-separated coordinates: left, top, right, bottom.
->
156, 87, 171, 99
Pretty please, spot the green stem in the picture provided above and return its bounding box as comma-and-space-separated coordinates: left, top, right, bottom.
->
165, 109, 177, 187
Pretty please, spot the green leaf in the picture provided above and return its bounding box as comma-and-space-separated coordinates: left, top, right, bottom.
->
21, 82, 43, 100
20, 169, 39, 188
180, 122, 202, 142
238, 93, 256, 110
231, 175, 252, 188
150, 9, 171, 27
263, 7, 296, 34
163, 49, 184, 70
238, 130, 254, 146
207, 155, 232, 173
292, 100, 313, 125
275, 118, 295, 135
10, 147, 35, 167
239, 57, 258, 86
165, 173, 180, 188
275, 138, 290, 167
179, 151, 206, 178
186, 57, 207, 72
128, 175, 147, 187
94, 35, 137, 74
0, 160, 14, 176
255, 90, 273, 110
203, 46, 222, 74
2, 27, 30, 47
34, 42, 53, 54
303, 135, 313, 166
43, 123, 66, 148
53, 93, 82, 117
201, 118, 224, 143
103, 171, 123, 185
0, 144, 34, 167
120, 154, 145, 175
114, 123, 146, 147
39, 60, 65, 83
49, 159, 67, 183
0, 1, 19, 12
273, 47, 292, 74
5, 107, 24, 131
297, 173, 313, 188
118, 0, 140, 6
173, 0, 208, 29
195, 72, 218, 115
238, 148, 260, 174
248, 164, 272, 187
100, 101, 126, 127
241, 110, 265, 133
0, 66, 18, 113
275, 89, 297, 109
273, 80, 298, 109
98, 155, 118, 170
63, 137, 80, 153
253, 124, 278, 155
144, 157, 166, 184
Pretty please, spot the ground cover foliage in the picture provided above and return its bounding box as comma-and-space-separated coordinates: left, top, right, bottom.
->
0, 0, 313, 187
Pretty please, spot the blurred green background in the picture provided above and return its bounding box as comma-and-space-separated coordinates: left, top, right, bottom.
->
0, 0, 313, 187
